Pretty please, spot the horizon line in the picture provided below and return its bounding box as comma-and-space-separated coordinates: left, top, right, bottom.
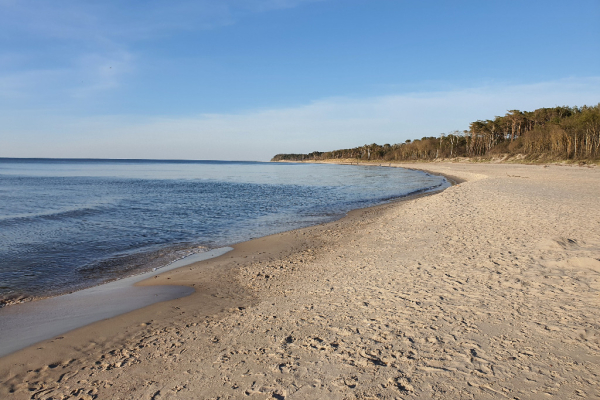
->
0, 157, 270, 163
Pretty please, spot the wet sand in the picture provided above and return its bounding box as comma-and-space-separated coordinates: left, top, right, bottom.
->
0, 248, 232, 358
1, 163, 599, 399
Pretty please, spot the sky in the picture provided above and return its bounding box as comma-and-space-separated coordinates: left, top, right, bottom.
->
1, 0, 599, 161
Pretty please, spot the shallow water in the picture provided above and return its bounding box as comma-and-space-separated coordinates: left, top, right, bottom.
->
0, 159, 447, 301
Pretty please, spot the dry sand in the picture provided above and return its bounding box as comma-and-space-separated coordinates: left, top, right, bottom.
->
1, 163, 599, 399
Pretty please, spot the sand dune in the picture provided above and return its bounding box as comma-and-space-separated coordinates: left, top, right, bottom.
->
1, 163, 599, 399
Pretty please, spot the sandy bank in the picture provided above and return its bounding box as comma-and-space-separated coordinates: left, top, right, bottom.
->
1, 163, 599, 399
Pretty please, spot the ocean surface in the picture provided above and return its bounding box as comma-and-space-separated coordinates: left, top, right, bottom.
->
0, 159, 447, 303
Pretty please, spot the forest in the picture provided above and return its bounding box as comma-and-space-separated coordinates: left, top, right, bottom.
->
271, 104, 600, 163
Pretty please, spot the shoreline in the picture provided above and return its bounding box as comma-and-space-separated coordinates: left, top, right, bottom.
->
0, 248, 233, 358
0, 162, 445, 309
0, 245, 214, 309
2, 162, 599, 399
0, 165, 450, 357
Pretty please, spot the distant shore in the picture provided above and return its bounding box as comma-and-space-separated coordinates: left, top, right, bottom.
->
2, 162, 599, 399
272, 155, 600, 166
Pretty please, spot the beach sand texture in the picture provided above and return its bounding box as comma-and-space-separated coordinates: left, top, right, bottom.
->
1, 163, 599, 399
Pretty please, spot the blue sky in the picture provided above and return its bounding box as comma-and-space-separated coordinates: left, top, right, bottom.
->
1, 0, 599, 160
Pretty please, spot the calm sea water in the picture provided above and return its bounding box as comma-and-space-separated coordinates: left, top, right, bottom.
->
0, 159, 447, 302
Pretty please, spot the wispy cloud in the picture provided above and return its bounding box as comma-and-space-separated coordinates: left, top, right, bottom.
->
69, 51, 135, 96
0, 0, 326, 102
0, 0, 325, 41
0, 50, 135, 104
2, 77, 598, 161
245, 0, 326, 12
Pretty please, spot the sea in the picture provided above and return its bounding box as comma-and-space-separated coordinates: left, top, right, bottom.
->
0, 159, 448, 304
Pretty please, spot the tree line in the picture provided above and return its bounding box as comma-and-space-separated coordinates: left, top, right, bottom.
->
271, 104, 600, 162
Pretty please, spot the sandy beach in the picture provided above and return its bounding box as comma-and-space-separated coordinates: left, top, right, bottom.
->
1, 162, 599, 399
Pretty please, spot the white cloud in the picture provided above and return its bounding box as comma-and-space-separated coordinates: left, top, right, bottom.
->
1, 77, 598, 161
